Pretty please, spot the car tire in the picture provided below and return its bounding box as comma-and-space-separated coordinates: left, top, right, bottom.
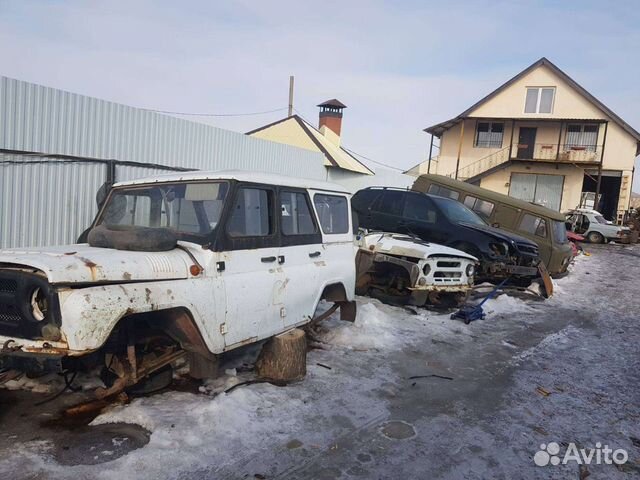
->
586, 231, 604, 244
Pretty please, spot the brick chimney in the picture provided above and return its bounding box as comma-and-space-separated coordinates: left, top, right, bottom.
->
318, 99, 346, 137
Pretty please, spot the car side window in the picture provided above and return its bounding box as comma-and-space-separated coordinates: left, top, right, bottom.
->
520, 213, 547, 238
280, 191, 317, 235
427, 184, 460, 200
314, 194, 349, 234
227, 187, 274, 237
380, 190, 405, 216
463, 195, 495, 219
353, 189, 382, 212
403, 193, 437, 223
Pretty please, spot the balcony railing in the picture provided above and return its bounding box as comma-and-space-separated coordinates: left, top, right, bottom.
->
447, 146, 510, 181
512, 143, 602, 163
446, 143, 603, 181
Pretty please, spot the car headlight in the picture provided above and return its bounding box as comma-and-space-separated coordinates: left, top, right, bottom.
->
489, 242, 509, 257
29, 287, 49, 322
423, 264, 431, 276
465, 264, 475, 277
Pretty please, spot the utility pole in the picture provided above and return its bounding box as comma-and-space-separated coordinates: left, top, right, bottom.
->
288, 76, 294, 117
427, 134, 434, 174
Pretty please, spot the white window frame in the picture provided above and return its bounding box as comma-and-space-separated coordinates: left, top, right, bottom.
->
524, 87, 555, 114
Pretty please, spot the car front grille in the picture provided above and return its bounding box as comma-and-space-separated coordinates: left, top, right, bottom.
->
437, 261, 461, 268
516, 243, 539, 256
0, 279, 18, 293
0, 307, 21, 328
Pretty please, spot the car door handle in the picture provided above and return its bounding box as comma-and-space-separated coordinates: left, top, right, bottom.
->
309, 251, 321, 258
261, 256, 277, 263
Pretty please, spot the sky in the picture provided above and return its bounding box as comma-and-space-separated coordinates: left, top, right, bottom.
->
1, 0, 639, 188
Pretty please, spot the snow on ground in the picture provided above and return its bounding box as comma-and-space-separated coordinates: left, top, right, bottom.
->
1, 247, 639, 479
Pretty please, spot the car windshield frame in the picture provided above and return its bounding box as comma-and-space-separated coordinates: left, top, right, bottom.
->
96, 180, 230, 243
430, 195, 487, 226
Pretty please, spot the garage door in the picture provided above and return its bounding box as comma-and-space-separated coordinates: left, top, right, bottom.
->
509, 173, 564, 211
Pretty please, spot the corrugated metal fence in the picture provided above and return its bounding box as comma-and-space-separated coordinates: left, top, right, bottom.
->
0, 77, 329, 248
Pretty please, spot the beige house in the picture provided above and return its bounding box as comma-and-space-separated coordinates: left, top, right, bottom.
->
408, 58, 640, 223
247, 99, 373, 176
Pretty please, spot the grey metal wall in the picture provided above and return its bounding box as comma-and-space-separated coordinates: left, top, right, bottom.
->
0, 77, 327, 176
0, 76, 328, 248
0, 155, 106, 247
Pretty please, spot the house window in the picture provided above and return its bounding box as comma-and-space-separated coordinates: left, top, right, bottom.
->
475, 122, 504, 148
566, 124, 598, 152
524, 87, 555, 113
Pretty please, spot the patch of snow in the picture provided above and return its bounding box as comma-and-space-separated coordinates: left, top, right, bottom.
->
317, 298, 422, 350
510, 326, 578, 364
483, 293, 535, 316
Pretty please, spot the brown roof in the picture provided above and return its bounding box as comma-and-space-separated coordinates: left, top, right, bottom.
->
317, 99, 347, 109
423, 57, 640, 141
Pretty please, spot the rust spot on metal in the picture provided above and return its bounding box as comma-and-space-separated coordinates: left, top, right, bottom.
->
76, 256, 99, 281
145, 288, 152, 304
77, 257, 97, 268
123, 272, 132, 281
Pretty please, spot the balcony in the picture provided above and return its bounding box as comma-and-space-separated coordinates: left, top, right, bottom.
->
511, 143, 602, 163
450, 142, 603, 182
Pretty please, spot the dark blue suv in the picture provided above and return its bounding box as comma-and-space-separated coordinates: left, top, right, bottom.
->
352, 187, 542, 283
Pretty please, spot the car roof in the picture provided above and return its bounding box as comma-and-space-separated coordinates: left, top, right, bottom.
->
413, 174, 566, 221
114, 169, 350, 194
567, 208, 601, 215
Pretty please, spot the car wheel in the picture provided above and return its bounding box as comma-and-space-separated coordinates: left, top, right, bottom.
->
586, 231, 604, 244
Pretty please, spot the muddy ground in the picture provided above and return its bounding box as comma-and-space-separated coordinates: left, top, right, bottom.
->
0, 243, 639, 479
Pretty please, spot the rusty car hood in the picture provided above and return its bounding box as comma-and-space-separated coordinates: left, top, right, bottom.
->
0, 244, 192, 285
360, 233, 477, 261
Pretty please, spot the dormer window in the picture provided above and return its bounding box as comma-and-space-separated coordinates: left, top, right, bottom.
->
525, 87, 555, 113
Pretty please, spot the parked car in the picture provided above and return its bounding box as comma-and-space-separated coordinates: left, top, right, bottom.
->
355, 231, 477, 308
0, 171, 356, 395
351, 187, 550, 293
411, 174, 573, 277
565, 208, 632, 244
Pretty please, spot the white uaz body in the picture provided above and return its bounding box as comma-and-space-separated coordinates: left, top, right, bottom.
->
0, 171, 356, 389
